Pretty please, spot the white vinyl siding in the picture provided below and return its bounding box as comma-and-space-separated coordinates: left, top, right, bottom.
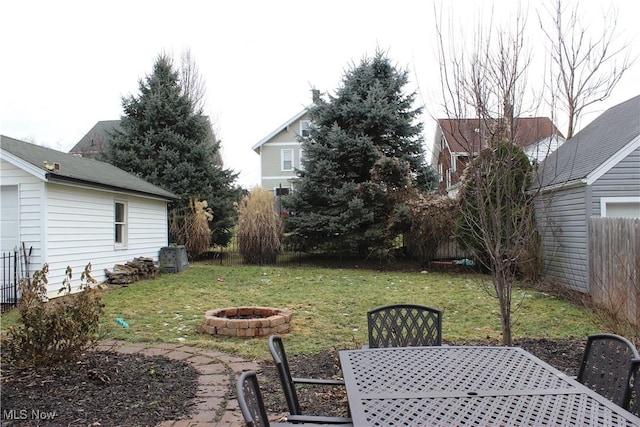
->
43, 184, 168, 295
0, 159, 44, 271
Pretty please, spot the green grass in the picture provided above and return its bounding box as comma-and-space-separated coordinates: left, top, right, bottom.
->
1, 263, 602, 360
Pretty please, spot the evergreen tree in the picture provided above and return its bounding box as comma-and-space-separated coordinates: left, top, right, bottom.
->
106, 54, 240, 247
284, 51, 437, 256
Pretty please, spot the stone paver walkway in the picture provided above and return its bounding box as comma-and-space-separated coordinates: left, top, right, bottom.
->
96, 340, 260, 426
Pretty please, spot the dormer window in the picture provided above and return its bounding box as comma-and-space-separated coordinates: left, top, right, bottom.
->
300, 120, 311, 138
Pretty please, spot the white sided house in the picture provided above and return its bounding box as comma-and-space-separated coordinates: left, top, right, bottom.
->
252, 108, 310, 195
534, 95, 640, 293
1, 135, 177, 298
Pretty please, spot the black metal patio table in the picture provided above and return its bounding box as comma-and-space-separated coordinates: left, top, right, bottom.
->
339, 346, 640, 426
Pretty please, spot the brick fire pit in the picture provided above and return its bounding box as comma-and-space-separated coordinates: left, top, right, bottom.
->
201, 306, 293, 337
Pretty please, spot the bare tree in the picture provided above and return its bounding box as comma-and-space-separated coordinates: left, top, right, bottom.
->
180, 48, 207, 114
435, 6, 539, 346
538, 0, 635, 139
178, 49, 223, 167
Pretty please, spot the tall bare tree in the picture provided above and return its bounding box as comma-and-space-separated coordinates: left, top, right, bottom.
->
180, 48, 207, 114
435, 6, 538, 346
538, 0, 635, 139
178, 49, 222, 167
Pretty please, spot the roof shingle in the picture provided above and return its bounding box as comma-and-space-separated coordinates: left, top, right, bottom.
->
1, 135, 177, 200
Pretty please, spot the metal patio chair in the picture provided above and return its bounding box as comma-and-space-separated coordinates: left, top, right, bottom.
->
268, 335, 352, 424
623, 358, 640, 417
367, 303, 442, 348
576, 333, 639, 406
236, 370, 352, 427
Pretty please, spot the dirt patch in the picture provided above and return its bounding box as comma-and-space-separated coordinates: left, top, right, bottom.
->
1, 338, 586, 425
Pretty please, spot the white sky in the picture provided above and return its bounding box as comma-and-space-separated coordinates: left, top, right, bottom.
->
1, 0, 638, 189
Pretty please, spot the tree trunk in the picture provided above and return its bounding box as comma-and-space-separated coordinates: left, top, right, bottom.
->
493, 262, 513, 346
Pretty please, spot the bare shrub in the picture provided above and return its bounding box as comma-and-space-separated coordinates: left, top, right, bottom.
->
405, 195, 459, 263
5, 263, 105, 369
237, 188, 282, 264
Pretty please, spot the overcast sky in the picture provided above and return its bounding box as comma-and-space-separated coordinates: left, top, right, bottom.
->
2, 0, 638, 188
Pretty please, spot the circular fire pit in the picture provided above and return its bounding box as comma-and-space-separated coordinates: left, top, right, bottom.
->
201, 306, 293, 337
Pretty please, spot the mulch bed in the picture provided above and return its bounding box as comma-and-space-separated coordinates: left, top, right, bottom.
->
1, 352, 199, 427
1, 337, 586, 426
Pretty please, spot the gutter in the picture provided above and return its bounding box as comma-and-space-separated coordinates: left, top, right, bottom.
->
45, 173, 178, 201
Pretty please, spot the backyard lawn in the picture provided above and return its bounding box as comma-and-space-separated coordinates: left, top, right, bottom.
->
1, 262, 602, 360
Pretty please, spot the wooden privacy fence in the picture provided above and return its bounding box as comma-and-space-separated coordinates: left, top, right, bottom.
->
589, 217, 639, 325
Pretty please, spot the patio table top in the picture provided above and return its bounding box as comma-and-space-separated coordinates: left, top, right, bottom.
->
339, 346, 640, 426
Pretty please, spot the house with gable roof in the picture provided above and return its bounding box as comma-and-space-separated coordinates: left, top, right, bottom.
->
432, 117, 564, 197
534, 95, 640, 294
252, 108, 311, 195
1, 135, 177, 298
69, 120, 122, 159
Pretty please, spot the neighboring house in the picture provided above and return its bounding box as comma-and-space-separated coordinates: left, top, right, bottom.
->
69, 120, 121, 159
432, 117, 564, 197
0, 135, 177, 298
252, 108, 311, 194
534, 95, 640, 293
69, 118, 223, 166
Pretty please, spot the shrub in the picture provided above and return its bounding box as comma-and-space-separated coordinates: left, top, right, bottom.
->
236, 188, 282, 264
455, 141, 538, 276
5, 263, 105, 369
169, 198, 213, 259
405, 194, 460, 263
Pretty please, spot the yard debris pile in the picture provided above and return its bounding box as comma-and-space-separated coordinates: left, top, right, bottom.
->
104, 257, 159, 285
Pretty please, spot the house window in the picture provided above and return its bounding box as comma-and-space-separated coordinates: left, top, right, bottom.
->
281, 149, 294, 171
450, 154, 457, 172
438, 163, 443, 182
115, 200, 127, 247
300, 120, 311, 138
600, 197, 640, 218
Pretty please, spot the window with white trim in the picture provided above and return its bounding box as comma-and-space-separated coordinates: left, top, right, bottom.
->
300, 120, 311, 138
600, 197, 640, 218
115, 200, 128, 247
281, 149, 294, 171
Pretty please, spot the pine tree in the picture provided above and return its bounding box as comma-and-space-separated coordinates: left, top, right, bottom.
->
284, 51, 437, 256
106, 54, 240, 247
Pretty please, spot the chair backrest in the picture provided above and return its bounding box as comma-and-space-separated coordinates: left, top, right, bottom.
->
576, 333, 640, 406
367, 303, 442, 348
236, 370, 271, 427
268, 335, 302, 415
623, 358, 640, 417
